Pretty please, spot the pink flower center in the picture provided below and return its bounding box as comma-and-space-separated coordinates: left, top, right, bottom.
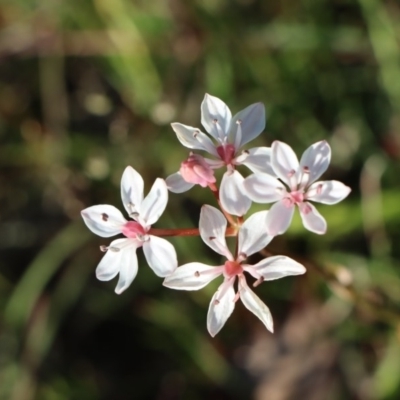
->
180, 153, 216, 187
216, 144, 236, 165
283, 190, 305, 207
122, 221, 147, 239
290, 190, 304, 204
223, 260, 243, 278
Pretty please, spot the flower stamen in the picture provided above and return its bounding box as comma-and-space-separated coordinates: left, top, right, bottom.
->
215, 277, 235, 302
233, 149, 249, 165
100, 245, 120, 252
212, 119, 226, 142
234, 119, 242, 150
253, 277, 264, 287
298, 165, 310, 190
286, 169, 298, 191
237, 252, 247, 263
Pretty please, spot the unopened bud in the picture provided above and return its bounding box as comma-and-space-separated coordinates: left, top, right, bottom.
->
180, 154, 216, 187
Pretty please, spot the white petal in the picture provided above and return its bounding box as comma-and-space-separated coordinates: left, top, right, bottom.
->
243, 173, 286, 203
81, 205, 126, 238
163, 263, 221, 290
266, 200, 295, 236
271, 141, 300, 189
220, 170, 251, 217
238, 147, 275, 175
204, 158, 225, 168
120, 166, 144, 215
199, 205, 232, 259
143, 236, 177, 277
239, 277, 273, 333
95, 238, 126, 281
115, 246, 139, 294
171, 123, 217, 155
250, 255, 306, 281
300, 140, 331, 185
140, 178, 168, 226
307, 180, 351, 204
299, 202, 327, 234
207, 281, 236, 337
201, 94, 232, 139
238, 211, 273, 257
230, 103, 266, 147
165, 172, 194, 193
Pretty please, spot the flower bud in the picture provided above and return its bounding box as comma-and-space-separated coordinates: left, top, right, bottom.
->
180, 153, 216, 187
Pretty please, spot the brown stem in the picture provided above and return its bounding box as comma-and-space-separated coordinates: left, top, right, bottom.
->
149, 227, 237, 237
208, 183, 238, 227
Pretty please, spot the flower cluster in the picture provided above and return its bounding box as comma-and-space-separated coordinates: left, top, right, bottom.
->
81, 94, 351, 336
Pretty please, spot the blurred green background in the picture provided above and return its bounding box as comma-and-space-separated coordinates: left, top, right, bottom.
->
1, 0, 400, 399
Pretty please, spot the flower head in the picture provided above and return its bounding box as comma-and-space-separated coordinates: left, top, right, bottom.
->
81, 166, 177, 294
163, 205, 306, 336
166, 94, 275, 216
243, 140, 351, 235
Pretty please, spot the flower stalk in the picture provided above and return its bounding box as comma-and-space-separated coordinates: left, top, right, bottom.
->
149, 226, 238, 237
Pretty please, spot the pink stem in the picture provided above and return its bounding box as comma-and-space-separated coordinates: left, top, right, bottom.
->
149, 227, 237, 237
208, 182, 237, 227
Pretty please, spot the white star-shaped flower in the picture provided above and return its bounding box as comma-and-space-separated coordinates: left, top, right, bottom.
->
243, 140, 351, 235
81, 166, 177, 294
163, 205, 306, 336
166, 94, 275, 216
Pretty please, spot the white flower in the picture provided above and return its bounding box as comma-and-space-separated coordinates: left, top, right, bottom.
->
163, 205, 306, 336
81, 166, 177, 294
243, 140, 351, 235
166, 94, 275, 216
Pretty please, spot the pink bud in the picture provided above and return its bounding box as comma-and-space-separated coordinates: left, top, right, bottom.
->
180, 154, 216, 187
